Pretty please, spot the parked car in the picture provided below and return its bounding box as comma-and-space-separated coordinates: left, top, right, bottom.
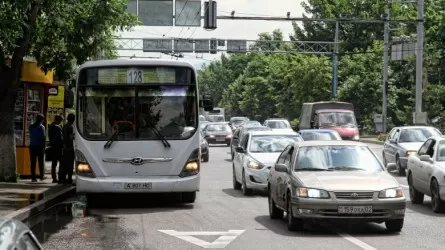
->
298, 129, 342, 141
203, 122, 233, 146
407, 135, 445, 212
229, 116, 250, 131
383, 126, 442, 176
230, 126, 271, 160
0, 218, 43, 249
268, 140, 406, 232
233, 130, 303, 195
263, 119, 293, 132
200, 130, 209, 162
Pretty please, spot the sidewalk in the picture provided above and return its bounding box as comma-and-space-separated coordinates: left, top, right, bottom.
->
0, 163, 76, 221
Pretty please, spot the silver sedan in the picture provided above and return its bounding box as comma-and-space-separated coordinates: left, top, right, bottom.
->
233, 130, 303, 195
267, 140, 406, 232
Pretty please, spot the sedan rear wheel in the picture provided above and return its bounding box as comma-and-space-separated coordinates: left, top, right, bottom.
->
430, 179, 445, 213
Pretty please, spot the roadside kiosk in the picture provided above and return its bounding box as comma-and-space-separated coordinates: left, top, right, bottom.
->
14, 59, 70, 178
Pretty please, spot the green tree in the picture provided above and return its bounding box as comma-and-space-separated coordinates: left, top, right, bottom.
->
291, 0, 416, 51
0, 0, 137, 182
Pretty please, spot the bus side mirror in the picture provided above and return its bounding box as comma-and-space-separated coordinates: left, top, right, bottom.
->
200, 95, 213, 111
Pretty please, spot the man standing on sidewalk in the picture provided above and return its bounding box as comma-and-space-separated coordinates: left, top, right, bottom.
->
49, 115, 63, 183
29, 114, 46, 182
61, 113, 75, 184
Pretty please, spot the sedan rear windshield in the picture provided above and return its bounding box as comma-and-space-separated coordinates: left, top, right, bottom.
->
295, 146, 383, 171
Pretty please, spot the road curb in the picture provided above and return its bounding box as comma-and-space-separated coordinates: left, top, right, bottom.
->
360, 139, 384, 145
3, 186, 76, 222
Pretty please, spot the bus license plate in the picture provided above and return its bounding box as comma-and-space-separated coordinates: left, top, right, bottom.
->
124, 183, 152, 189
338, 206, 372, 214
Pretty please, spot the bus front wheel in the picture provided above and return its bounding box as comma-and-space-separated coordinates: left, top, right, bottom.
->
181, 192, 196, 203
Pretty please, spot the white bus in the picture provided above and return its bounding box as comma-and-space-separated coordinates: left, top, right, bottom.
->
74, 59, 213, 203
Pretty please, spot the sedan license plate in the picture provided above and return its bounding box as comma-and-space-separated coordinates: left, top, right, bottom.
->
338, 206, 372, 214
216, 139, 226, 142
124, 183, 152, 189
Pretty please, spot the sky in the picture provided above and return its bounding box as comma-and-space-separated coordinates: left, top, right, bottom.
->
116, 0, 306, 69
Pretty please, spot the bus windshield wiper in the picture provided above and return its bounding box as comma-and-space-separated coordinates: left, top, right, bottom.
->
104, 130, 120, 149
146, 122, 171, 148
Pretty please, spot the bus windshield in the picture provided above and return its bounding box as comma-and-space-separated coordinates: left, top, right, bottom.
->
77, 66, 198, 140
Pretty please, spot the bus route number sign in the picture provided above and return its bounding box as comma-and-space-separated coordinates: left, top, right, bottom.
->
127, 69, 144, 84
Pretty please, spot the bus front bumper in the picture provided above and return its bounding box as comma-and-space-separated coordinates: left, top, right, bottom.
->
76, 174, 200, 193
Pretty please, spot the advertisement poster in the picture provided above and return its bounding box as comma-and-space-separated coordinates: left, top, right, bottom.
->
46, 86, 65, 140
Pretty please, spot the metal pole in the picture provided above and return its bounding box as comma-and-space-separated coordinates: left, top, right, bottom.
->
332, 22, 339, 98
415, 0, 424, 115
382, 9, 390, 133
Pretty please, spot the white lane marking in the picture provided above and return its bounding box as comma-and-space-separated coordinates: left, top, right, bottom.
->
336, 231, 378, 250
158, 230, 245, 248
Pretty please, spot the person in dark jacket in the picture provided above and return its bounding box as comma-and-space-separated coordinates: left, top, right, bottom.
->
60, 113, 75, 184
49, 115, 63, 183
29, 114, 46, 182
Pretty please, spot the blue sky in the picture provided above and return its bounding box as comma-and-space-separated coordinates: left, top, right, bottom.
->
116, 0, 305, 69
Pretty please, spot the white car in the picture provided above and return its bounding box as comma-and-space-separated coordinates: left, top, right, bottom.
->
232, 130, 303, 195
407, 135, 445, 212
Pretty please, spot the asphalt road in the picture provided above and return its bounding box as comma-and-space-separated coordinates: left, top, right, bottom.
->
30, 143, 445, 250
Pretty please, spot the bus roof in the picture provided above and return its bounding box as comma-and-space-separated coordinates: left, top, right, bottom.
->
77, 59, 196, 71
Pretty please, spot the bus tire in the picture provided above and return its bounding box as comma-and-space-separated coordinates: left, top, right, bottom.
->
181, 192, 196, 203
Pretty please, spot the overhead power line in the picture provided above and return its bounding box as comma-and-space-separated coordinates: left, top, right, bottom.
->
173, 14, 417, 24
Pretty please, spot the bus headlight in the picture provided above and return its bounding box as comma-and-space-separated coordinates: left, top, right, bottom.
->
75, 150, 96, 178
179, 148, 200, 178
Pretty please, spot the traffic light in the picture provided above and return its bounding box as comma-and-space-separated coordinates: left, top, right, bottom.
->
210, 39, 217, 54
204, 1, 217, 30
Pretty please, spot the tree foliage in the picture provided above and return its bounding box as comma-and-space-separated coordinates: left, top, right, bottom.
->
198, 0, 445, 135
0, 0, 138, 182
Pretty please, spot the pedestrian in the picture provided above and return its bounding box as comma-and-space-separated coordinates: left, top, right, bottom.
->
61, 113, 75, 184
29, 114, 46, 182
49, 115, 63, 183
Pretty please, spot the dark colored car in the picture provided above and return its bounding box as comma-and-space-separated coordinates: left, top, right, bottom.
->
0, 218, 43, 249
230, 126, 272, 159
203, 122, 233, 146
200, 131, 209, 162
298, 129, 342, 141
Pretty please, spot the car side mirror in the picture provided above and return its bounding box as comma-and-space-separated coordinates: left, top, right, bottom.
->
275, 163, 288, 172
389, 139, 397, 144
386, 163, 397, 172
419, 155, 432, 162
235, 146, 245, 153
